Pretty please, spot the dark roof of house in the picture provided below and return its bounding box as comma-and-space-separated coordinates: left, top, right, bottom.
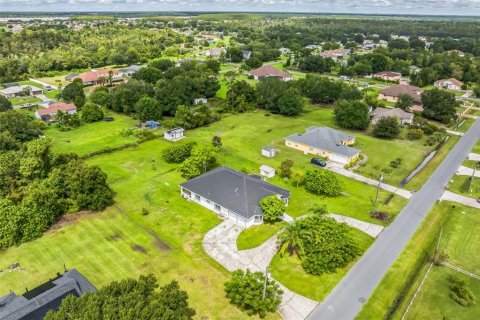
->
380, 84, 422, 101
286, 126, 360, 157
372, 107, 413, 121
180, 166, 290, 219
0, 269, 96, 320
247, 65, 292, 79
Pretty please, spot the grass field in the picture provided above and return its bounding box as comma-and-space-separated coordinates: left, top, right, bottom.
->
236, 221, 287, 250
357, 202, 479, 320
9, 96, 42, 106
270, 227, 374, 301
448, 173, 480, 198
44, 112, 139, 155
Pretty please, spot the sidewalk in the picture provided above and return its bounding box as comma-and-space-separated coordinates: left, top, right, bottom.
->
469, 153, 480, 161
328, 214, 384, 238
440, 190, 480, 209
456, 165, 480, 177
29, 78, 58, 90
325, 164, 412, 199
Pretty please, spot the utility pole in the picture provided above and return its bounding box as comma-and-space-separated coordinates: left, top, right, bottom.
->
262, 266, 269, 301
374, 172, 384, 210
469, 162, 478, 193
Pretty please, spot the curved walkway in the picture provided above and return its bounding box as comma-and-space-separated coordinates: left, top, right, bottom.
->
203, 220, 317, 320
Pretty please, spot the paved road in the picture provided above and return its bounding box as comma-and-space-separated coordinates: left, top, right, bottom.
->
308, 119, 480, 320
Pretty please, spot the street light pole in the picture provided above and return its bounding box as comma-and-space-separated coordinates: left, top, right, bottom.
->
374, 172, 384, 210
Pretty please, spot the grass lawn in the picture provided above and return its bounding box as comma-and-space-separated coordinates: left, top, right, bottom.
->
18, 80, 44, 89
9, 96, 42, 106
448, 174, 480, 198
405, 135, 460, 191
357, 202, 479, 320
455, 118, 475, 133
270, 227, 374, 301
44, 89, 60, 100
236, 221, 287, 250
44, 112, 139, 156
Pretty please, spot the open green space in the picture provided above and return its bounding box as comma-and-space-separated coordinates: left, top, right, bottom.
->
18, 80, 44, 89
44, 111, 139, 156
236, 221, 287, 250
9, 96, 42, 106
270, 227, 374, 301
44, 89, 60, 99
448, 173, 480, 198
357, 203, 479, 320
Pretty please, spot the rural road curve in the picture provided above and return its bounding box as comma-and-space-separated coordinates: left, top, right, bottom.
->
307, 119, 480, 320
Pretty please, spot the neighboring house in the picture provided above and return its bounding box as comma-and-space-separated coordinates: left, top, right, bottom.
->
378, 84, 423, 103
0, 84, 43, 98
0, 269, 96, 320
434, 78, 464, 91
260, 165, 275, 178
119, 65, 142, 77
35, 102, 77, 122
371, 107, 414, 125
242, 50, 252, 61
305, 44, 322, 50
204, 47, 226, 58
449, 50, 465, 58
362, 40, 374, 50
194, 98, 208, 105
246, 65, 293, 81
64, 74, 80, 82
175, 58, 204, 67
374, 71, 402, 82
262, 145, 277, 158
279, 47, 292, 55
164, 127, 185, 141
180, 166, 290, 228
77, 69, 123, 86
319, 49, 351, 61
409, 65, 421, 74
285, 126, 360, 165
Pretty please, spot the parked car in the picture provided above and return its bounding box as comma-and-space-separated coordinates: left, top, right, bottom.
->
44, 85, 52, 91
104, 116, 115, 122
311, 157, 326, 167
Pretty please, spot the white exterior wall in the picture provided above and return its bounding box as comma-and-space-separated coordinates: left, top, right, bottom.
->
181, 188, 259, 228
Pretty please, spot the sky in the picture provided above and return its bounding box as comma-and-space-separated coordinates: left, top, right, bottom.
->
1, 0, 480, 16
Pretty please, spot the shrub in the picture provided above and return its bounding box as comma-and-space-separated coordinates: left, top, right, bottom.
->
304, 170, 344, 197
81, 103, 104, 123
449, 275, 478, 307
389, 158, 402, 168
259, 195, 287, 222
162, 142, 197, 163
224, 269, 283, 318
370, 211, 391, 222
279, 159, 294, 178
407, 128, 424, 140
373, 117, 400, 139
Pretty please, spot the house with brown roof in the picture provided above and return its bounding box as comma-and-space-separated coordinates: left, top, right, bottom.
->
76, 69, 123, 86
379, 84, 423, 103
371, 107, 414, 125
319, 49, 351, 61
204, 47, 226, 58
35, 102, 77, 122
374, 71, 402, 82
246, 65, 293, 81
434, 78, 464, 91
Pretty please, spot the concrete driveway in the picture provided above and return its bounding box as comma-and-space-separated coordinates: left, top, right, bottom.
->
203, 220, 318, 320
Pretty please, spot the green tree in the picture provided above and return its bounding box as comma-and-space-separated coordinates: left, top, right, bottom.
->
81, 103, 104, 123
162, 142, 196, 163
334, 100, 370, 130
395, 94, 414, 110
259, 195, 287, 222
224, 269, 283, 318
256, 77, 288, 112
304, 170, 344, 197
279, 159, 294, 178
212, 135, 222, 148
59, 80, 86, 108
421, 88, 458, 123
226, 80, 256, 113
0, 95, 12, 112
291, 170, 305, 187
89, 89, 109, 107
278, 88, 303, 116
135, 96, 162, 121
0, 111, 42, 151
278, 220, 309, 257
373, 117, 400, 139
179, 144, 217, 179
46, 274, 195, 319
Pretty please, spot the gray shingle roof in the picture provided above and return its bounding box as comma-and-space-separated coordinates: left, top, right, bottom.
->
180, 166, 290, 219
0, 269, 96, 320
286, 126, 360, 157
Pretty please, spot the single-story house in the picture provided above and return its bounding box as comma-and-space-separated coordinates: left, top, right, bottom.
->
77, 69, 123, 86
262, 145, 277, 158
180, 166, 290, 228
64, 74, 80, 82
260, 165, 275, 178
0, 84, 43, 98
285, 126, 360, 165
164, 127, 185, 141
305, 44, 322, 50
378, 84, 423, 103
408, 104, 424, 112
119, 65, 142, 77
319, 49, 351, 61
194, 98, 208, 105
247, 65, 293, 81
374, 71, 402, 82
204, 47, 226, 58
449, 50, 465, 58
35, 102, 77, 122
371, 107, 414, 125
0, 269, 96, 320
434, 78, 464, 91
279, 48, 292, 55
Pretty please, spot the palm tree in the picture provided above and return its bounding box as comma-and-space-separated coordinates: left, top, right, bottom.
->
108, 70, 113, 87
97, 76, 107, 87
278, 221, 310, 257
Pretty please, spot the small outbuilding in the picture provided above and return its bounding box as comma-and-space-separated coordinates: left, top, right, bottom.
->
194, 98, 208, 105
164, 127, 185, 141
262, 146, 277, 158
260, 165, 276, 178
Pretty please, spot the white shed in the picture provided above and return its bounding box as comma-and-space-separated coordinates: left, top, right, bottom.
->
164, 128, 185, 142
260, 165, 275, 178
262, 146, 277, 158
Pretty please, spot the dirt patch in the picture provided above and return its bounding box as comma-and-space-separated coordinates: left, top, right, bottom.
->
149, 231, 171, 251
49, 211, 96, 231
107, 232, 123, 241
131, 244, 148, 254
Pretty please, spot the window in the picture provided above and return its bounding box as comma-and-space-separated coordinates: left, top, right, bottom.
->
195, 194, 200, 201
182, 189, 191, 196
206, 200, 211, 204
214, 204, 221, 212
